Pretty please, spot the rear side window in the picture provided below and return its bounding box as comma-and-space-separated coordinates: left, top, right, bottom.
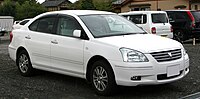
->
167, 11, 189, 22
152, 13, 168, 23
192, 11, 200, 22
29, 17, 56, 34
175, 12, 188, 20
167, 12, 175, 22
129, 14, 147, 24
29, 20, 38, 31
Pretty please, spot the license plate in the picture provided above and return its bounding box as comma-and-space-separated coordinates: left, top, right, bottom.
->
167, 65, 180, 77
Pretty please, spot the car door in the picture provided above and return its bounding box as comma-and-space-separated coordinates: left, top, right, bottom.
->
50, 15, 85, 76
25, 15, 57, 68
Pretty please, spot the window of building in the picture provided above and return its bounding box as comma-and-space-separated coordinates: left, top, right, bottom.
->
131, 7, 150, 11
195, 5, 198, 10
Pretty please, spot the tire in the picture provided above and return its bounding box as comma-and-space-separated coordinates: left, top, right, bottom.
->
90, 60, 116, 96
173, 30, 186, 43
17, 50, 34, 77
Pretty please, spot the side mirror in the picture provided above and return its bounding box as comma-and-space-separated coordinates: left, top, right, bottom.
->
73, 30, 81, 38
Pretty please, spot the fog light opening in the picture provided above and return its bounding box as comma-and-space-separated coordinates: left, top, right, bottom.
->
185, 68, 188, 71
131, 76, 141, 81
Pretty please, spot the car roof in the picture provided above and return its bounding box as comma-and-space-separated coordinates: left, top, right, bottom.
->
23, 10, 117, 29
119, 11, 167, 15
42, 10, 116, 16
165, 10, 197, 12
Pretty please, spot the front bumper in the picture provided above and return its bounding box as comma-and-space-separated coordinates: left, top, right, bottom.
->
110, 53, 189, 86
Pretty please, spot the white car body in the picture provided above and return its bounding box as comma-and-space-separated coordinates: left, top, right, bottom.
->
8, 10, 189, 90
119, 11, 173, 39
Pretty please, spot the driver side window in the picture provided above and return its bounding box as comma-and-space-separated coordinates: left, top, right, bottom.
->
57, 16, 81, 37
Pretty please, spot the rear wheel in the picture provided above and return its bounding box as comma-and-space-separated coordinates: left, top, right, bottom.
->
90, 60, 116, 96
174, 30, 186, 43
17, 50, 34, 76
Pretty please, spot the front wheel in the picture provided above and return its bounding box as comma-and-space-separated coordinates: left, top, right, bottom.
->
90, 60, 116, 96
17, 50, 34, 77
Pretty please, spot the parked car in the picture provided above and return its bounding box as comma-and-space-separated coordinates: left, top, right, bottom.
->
12, 18, 31, 30
119, 11, 173, 38
0, 27, 6, 36
8, 10, 189, 95
166, 10, 200, 42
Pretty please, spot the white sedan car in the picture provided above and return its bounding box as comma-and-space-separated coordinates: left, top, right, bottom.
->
8, 10, 189, 95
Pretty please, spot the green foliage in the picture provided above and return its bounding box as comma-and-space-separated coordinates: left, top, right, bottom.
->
81, 0, 96, 10
0, 0, 47, 20
94, 0, 113, 11
69, 0, 82, 10
71, 0, 114, 11
16, 0, 30, 5
16, 1, 47, 20
0, 0, 16, 17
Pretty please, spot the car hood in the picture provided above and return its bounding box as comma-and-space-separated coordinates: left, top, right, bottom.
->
95, 34, 182, 53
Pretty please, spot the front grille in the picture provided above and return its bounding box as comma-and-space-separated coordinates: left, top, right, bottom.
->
151, 49, 182, 62
157, 70, 183, 80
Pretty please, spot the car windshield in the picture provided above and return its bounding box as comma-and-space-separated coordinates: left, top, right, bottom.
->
152, 13, 168, 23
80, 14, 145, 38
191, 11, 200, 22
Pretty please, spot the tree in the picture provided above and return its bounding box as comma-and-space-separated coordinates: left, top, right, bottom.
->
16, 0, 30, 5
0, 0, 47, 20
70, 0, 115, 11
93, 0, 113, 11
81, 0, 95, 10
69, 0, 82, 9
0, 0, 16, 17
16, 0, 47, 20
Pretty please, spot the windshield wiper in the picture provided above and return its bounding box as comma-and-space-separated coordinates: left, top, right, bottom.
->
95, 32, 146, 38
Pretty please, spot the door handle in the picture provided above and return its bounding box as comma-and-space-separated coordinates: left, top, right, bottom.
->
25, 35, 31, 39
51, 40, 58, 44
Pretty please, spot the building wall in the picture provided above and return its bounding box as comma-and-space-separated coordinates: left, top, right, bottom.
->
158, 0, 189, 10
47, 7, 59, 11
191, 3, 200, 10
121, 0, 189, 13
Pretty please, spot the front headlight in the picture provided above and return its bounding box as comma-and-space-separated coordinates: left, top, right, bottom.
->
120, 48, 149, 62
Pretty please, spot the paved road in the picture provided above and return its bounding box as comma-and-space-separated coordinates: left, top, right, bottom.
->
0, 35, 200, 99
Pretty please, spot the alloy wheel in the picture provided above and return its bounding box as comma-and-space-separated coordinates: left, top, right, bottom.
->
174, 31, 184, 42
18, 54, 29, 73
93, 66, 108, 91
